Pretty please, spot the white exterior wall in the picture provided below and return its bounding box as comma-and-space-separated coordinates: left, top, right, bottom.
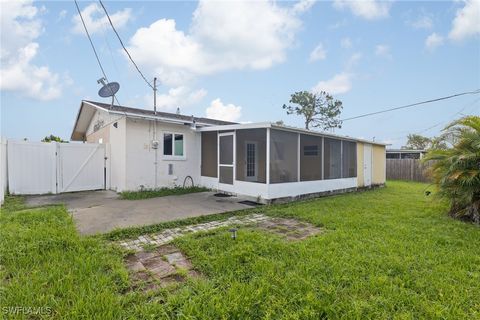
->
124, 118, 201, 191
201, 176, 357, 201
86, 109, 122, 137
109, 117, 127, 191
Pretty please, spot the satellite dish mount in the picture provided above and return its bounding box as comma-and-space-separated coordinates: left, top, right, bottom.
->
97, 77, 120, 109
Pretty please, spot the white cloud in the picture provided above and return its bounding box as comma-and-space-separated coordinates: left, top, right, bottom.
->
309, 43, 326, 61
375, 44, 392, 59
425, 33, 444, 51
312, 72, 352, 95
0, 0, 62, 101
292, 0, 317, 14
126, 0, 304, 86
340, 37, 352, 49
449, 0, 480, 41
409, 15, 433, 29
72, 3, 132, 35
333, 0, 391, 20
205, 98, 242, 122
154, 86, 207, 111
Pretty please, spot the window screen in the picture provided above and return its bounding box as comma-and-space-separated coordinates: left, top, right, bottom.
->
236, 129, 267, 183
342, 141, 357, 178
270, 129, 298, 183
324, 138, 341, 179
300, 134, 322, 181
174, 134, 184, 156
201, 132, 217, 177
219, 135, 233, 165
219, 166, 233, 184
163, 133, 172, 155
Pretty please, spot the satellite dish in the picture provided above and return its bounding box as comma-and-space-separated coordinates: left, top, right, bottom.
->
98, 81, 120, 98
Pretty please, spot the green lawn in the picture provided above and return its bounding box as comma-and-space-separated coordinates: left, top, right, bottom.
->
1, 181, 479, 319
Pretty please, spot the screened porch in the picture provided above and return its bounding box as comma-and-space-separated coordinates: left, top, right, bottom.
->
199, 124, 358, 200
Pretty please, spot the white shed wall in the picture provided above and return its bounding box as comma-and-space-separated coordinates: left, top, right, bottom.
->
124, 119, 201, 191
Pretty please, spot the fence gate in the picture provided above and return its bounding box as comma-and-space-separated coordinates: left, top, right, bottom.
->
7, 141, 106, 195
57, 143, 105, 193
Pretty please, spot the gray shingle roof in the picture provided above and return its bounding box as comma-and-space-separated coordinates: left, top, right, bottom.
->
84, 100, 237, 126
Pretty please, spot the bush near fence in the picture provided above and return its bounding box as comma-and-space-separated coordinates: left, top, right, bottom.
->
386, 159, 435, 183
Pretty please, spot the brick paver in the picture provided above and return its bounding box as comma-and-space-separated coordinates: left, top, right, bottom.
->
119, 214, 270, 252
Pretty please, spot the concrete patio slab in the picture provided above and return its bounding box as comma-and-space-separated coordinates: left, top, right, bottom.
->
25, 191, 253, 235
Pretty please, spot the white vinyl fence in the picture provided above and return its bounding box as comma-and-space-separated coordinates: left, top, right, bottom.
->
7, 140, 106, 195
1, 138, 7, 204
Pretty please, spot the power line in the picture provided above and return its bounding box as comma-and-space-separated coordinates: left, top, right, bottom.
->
342, 89, 480, 122
74, 0, 120, 105
387, 97, 480, 142
98, 0, 154, 90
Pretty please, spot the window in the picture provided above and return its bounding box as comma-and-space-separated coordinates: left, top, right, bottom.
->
303, 145, 318, 156
174, 134, 184, 156
163, 133, 184, 158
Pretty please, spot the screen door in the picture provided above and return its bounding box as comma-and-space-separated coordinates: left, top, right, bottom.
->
218, 133, 234, 185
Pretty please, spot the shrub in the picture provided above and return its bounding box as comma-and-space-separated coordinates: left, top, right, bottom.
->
424, 116, 480, 223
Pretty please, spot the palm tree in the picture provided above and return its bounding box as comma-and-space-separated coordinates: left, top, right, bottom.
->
423, 116, 480, 224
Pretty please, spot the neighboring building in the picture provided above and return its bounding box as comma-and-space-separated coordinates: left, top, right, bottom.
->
71, 100, 386, 202
386, 149, 426, 160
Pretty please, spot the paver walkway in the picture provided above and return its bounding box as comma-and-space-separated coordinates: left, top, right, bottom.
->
119, 213, 270, 251
119, 214, 323, 252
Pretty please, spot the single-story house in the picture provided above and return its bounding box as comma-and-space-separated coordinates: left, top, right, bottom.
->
71, 100, 386, 202
386, 149, 426, 159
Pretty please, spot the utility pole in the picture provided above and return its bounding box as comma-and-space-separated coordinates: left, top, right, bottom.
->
153, 77, 158, 188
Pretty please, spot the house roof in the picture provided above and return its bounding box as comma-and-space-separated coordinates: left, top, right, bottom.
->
71, 100, 236, 141
197, 122, 388, 146
386, 149, 426, 153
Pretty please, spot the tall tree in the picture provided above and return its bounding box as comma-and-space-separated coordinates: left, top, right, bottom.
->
403, 134, 448, 150
42, 134, 68, 143
282, 91, 343, 130
404, 134, 431, 150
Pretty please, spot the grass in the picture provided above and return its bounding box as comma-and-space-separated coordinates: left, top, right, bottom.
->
119, 186, 209, 200
1, 181, 479, 319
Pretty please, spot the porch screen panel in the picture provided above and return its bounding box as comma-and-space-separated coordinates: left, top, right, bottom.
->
270, 129, 298, 183
300, 134, 323, 181
201, 132, 217, 177
219, 135, 233, 165
236, 129, 267, 183
342, 141, 357, 178
219, 166, 233, 184
324, 138, 341, 179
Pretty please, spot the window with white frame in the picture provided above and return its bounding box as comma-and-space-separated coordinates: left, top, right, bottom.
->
163, 133, 184, 158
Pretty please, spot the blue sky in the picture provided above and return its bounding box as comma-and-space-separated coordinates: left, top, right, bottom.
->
1, 0, 479, 147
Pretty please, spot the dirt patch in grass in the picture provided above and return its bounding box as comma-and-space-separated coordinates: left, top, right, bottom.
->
126, 244, 199, 292
256, 217, 322, 241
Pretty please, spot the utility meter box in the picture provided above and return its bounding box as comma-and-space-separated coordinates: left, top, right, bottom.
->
151, 140, 159, 149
